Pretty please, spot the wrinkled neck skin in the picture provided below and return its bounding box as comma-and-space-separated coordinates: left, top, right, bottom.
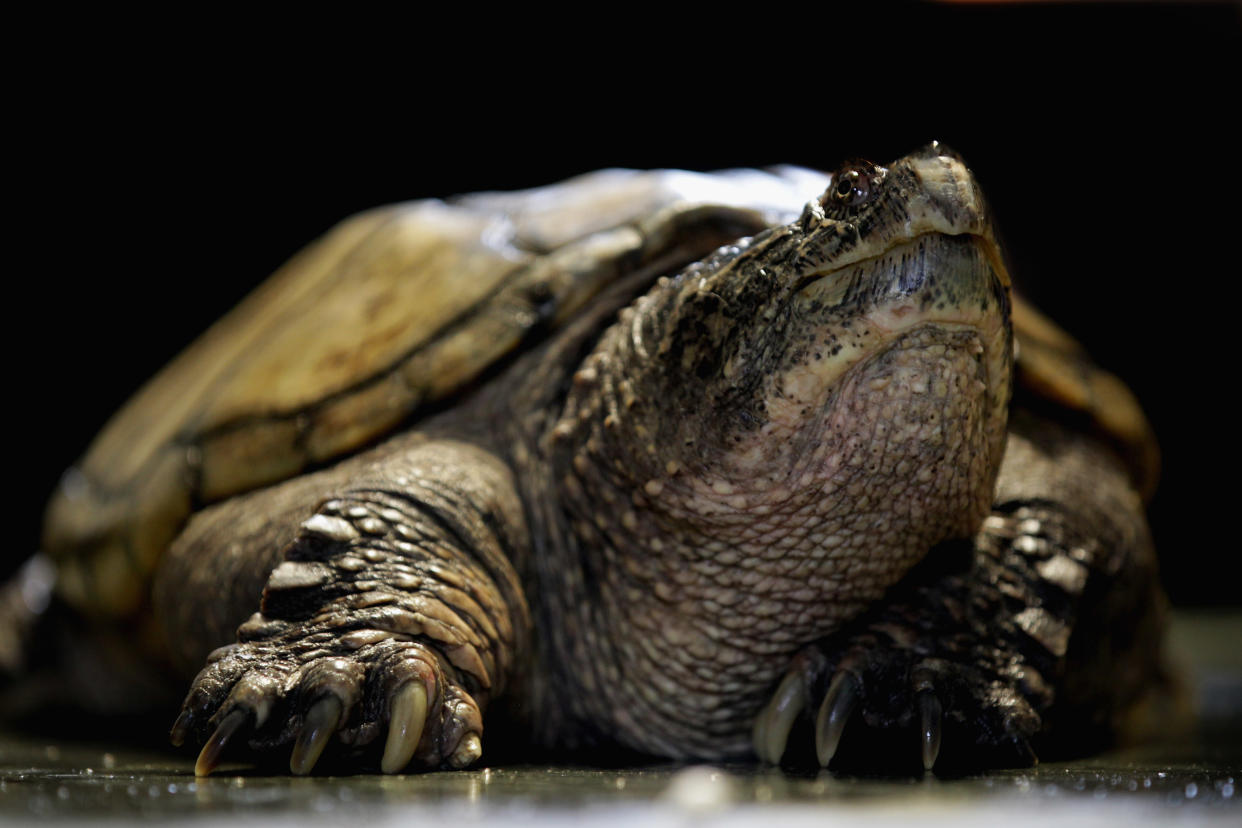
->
534, 151, 1014, 758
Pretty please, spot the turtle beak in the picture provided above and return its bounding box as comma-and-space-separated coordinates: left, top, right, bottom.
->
918, 140, 965, 163
904, 147, 1010, 292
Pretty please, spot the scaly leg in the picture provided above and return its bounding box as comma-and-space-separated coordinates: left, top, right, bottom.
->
752, 411, 1165, 773
155, 436, 531, 775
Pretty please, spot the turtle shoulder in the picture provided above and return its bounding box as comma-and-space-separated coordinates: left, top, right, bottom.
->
44, 166, 822, 616
1012, 295, 1158, 500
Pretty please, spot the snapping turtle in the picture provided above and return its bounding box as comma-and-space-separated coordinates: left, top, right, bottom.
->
20, 143, 1163, 775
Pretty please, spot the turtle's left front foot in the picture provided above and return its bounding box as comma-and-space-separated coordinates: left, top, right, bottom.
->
752, 529, 1070, 774
753, 628, 1043, 774
171, 618, 485, 776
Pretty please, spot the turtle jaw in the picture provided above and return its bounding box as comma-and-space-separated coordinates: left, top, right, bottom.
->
780, 230, 1013, 439
707, 229, 1014, 526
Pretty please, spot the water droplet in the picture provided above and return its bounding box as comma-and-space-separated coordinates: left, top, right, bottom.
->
1185, 782, 1197, 799
1222, 782, 1234, 798
663, 766, 736, 811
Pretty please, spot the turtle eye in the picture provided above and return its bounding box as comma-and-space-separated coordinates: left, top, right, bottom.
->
823, 163, 880, 210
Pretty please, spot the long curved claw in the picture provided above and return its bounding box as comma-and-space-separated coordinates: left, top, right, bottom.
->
290, 695, 343, 775
170, 709, 194, 748
1010, 735, 1038, 767
753, 672, 807, 764
195, 708, 251, 777
918, 691, 943, 771
381, 682, 428, 774
815, 671, 859, 768
751, 707, 770, 763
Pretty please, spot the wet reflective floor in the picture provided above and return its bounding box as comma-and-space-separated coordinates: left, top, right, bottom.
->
2, 612, 1238, 826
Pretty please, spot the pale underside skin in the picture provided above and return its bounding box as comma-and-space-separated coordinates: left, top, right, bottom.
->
33, 146, 1162, 778
547, 325, 1004, 758
530, 208, 1015, 757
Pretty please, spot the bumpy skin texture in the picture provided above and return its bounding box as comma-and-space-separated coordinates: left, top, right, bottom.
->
81, 147, 1162, 775
156, 437, 530, 773
751, 411, 1163, 772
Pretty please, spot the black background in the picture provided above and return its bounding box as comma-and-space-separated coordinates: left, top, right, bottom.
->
13, 3, 1240, 605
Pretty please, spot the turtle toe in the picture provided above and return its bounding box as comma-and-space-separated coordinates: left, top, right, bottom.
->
380, 681, 428, 774
289, 695, 344, 775
172, 627, 487, 774
195, 707, 252, 777
754, 625, 1045, 774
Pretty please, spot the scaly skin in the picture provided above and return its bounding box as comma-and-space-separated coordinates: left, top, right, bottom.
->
749, 410, 1164, 772
156, 437, 530, 773
153, 145, 1162, 774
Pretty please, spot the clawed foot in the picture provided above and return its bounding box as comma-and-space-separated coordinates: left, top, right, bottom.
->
753, 634, 1042, 774
170, 625, 484, 776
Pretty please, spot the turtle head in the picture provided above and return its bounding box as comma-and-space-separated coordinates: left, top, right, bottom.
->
596, 143, 1014, 571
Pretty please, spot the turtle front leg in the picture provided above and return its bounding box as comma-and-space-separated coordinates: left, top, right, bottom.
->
157, 437, 531, 775
752, 414, 1166, 773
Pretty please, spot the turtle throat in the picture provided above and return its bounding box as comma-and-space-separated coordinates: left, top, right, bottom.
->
545, 315, 1007, 758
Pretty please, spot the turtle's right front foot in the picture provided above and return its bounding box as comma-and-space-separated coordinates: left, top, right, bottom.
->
168, 459, 529, 775
171, 617, 483, 776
